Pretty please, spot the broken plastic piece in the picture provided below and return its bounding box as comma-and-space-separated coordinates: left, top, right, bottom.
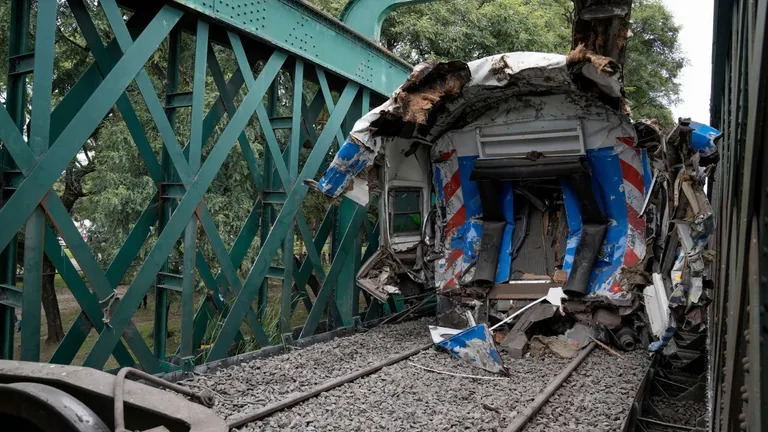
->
435, 324, 507, 375
644, 273, 670, 338
649, 326, 676, 352
428, 325, 462, 344
489, 287, 565, 331
688, 121, 721, 157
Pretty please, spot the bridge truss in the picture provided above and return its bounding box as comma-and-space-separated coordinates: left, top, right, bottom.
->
0, 0, 415, 372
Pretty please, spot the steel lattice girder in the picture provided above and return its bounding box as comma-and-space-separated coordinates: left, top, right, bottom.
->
160, 0, 413, 96
710, 0, 768, 430
0, 0, 392, 371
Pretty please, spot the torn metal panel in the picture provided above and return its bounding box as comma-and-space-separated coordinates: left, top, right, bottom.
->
435, 323, 507, 374
317, 139, 377, 198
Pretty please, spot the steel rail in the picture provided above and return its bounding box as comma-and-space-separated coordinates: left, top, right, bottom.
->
225, 342, 433, 429
504, 342, 597, 432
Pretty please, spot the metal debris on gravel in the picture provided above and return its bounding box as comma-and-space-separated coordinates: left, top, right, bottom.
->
178, 318, 433, 421
522, 349, 651, 432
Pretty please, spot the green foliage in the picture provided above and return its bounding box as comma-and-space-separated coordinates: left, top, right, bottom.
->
313, 0, 685, 127
381, 0, 573, 62
624, 0, 686, 127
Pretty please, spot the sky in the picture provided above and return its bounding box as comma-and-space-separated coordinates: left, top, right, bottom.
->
661, 0, 715, 124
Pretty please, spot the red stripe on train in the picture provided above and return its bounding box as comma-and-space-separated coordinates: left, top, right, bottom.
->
619, 158, 645, 195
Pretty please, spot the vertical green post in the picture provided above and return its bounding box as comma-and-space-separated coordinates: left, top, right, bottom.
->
333, 92, 364, 327
179, 20, 208, 357
259, 82, 279, 321
0, 0, 30, 360
351, 89, 370, 318
155, 27, 183, 360
21, 0, 57, 361
280, 60, 303, 335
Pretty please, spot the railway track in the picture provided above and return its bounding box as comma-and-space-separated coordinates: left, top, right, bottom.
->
178, 319, 650, 431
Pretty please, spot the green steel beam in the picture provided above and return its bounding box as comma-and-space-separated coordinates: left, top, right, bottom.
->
291, 208, 334, 317
43, 224, 136, 367
0, 4, 183, 257
195, 206, 270, 346
280, 59, 304, 334
206, 81, 360, 361
228, 31, 291, 190
340, 0, 437, 40
0, 0, 30, 360
20, 0, 57, 361
206, 47, 262, 190
0, 0, 403, 369
99, 1, 269, 360
300, 200, 367, 338
166, 0, 411, 96
83, 48, 287, 369
71, 0, 260, 362
0, 98, 160, 369
178, 18, 209, 359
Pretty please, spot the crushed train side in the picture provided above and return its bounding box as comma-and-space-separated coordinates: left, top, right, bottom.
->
315, 50, 718, 355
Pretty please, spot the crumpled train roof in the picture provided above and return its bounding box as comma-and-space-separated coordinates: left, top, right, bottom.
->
348, 51, 617, 151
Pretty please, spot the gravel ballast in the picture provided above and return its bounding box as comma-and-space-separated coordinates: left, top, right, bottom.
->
244, 348, 573, 431
181, 319, 651, 431
523, 349, 651, 432
179, 318, 433, 421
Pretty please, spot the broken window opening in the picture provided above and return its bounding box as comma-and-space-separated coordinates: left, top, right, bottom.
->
389, 188, 423, 236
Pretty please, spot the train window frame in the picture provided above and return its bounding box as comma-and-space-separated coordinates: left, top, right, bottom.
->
388, 188, 423, 237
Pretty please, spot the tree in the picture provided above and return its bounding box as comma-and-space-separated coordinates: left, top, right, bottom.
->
624, 0, 686, 126
312, 0, 685, 127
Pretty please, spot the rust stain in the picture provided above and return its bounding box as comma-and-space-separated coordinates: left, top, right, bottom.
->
394, 60, 471, 125
567, 43, 619, 75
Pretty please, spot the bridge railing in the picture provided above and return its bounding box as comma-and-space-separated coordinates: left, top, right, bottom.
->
0, 0, 405, 372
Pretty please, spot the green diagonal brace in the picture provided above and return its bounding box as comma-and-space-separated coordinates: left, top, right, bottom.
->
206, 82, 359, 361
300, 200, 367, 338
0, 5, 183, 252
83, 51, 287, 369
0, 97, 161, 371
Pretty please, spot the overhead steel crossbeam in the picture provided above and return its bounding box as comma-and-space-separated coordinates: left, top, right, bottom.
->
151, 0, 414, 96
0, 0, 400, 371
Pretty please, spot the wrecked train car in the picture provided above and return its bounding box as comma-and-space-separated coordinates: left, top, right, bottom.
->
314, 51, 717, 354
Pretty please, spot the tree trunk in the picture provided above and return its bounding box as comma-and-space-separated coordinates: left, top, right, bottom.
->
42, 255, 64, 343
37, 158, 95, 345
